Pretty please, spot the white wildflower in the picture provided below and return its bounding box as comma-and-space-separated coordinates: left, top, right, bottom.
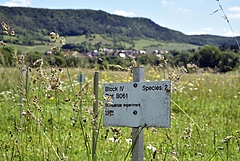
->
147, 144, 156, 152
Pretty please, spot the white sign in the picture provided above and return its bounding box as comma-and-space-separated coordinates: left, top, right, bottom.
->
103, 81, 171, 128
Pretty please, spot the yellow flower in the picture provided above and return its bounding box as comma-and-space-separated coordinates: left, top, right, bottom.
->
155, 74, 161, 79
49, 97, 54, 100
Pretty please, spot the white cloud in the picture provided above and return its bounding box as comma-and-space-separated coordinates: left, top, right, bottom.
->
202, 27, 213, 31
113, 10, 135, 17
161, 0, 173, 6
161, 0, 167, 5
223, 31, 239, 37
227, 6, 240, 19
222, 28, 239, 37
178, 7, 190, 12
228, 13, 240, 19
1, 0, 31, 7
228, 6, 240, 12
185, 27, 214, 35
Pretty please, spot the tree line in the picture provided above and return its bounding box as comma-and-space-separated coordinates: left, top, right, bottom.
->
0, 45, 239, 73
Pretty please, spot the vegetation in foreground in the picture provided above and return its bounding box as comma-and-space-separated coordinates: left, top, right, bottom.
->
0, 15, 239, 160
0, 66, 239, 160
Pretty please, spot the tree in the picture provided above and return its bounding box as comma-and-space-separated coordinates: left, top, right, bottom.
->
136, 54, 159, 66
198, 46, 221, 68
218, 51, 240, 72
0, 46, 15, 66
174, 50, 193, 66
25, 51, 42, 67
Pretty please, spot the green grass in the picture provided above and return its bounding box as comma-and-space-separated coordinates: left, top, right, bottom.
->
0, 67, 239, 160
8, 44, 52, 53
4, 34, 201, 53
65, 34, 113, 45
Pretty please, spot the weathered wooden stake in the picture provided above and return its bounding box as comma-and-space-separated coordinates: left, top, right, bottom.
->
132, 67, 144, 161
92, 72, 99, 161
79, 72, 83, 115
20, 66, 23, 120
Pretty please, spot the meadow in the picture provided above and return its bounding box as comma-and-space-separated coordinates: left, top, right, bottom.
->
0, 66, 239, 161
5, 34, 200, 54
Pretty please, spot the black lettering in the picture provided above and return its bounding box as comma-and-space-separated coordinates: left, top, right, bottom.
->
123, 103, 141, 107
105, 109, 114, 116
105, 86, 118, 92
142, 84, 164, 92
116, 93, 128, 99
105, 93, 114, 99
119, 86, 124, 91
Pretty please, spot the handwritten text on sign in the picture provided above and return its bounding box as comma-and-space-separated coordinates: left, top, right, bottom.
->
103, 81, 171, 128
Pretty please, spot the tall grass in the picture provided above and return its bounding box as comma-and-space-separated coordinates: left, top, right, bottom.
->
0, 67, 239, 160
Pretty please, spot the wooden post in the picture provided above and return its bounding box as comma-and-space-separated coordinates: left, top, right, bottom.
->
20, 66, 23, 121
79, 72, 83, 115
92, 72, 99, 161
25, 67, 29, 95
132, 67, 144, 161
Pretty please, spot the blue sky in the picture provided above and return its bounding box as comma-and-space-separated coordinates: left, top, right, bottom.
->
1, 0, 240, 37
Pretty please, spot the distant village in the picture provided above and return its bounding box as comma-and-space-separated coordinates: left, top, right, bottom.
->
46, 48, 170, 58
86, 48, 170, 58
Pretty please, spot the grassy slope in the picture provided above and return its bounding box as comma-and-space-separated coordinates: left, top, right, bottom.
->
6, 34, 200, 53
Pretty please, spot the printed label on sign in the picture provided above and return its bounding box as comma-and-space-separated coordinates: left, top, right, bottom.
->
103, 81, 171, 128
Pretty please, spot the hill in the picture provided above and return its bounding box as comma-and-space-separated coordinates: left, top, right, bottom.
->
0, 5, 239, 48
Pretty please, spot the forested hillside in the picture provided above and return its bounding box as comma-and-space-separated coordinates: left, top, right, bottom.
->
0, 5, 239, 46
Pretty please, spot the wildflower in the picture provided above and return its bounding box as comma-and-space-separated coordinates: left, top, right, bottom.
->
171, 150, 178, 155
184, 144, 190, 148
108, 137, 117, 143
49, 97, 54, 100
198, 152, 204, 157
59, 37, 65, 45
3, 31, 9, 35
1, 22, 10, 31
188, 83, 194, 86
193, 96, 197, 100
187, 63, 197, 70
147, 144, 156, 152
11, 29, 15, 36
99, 48, 104, 54
152, 127, 158, 133
125, 138, 132, 144
157, 54, 164, 60
179, 66, 188, 73
155, 74, 161, 79
50, 32, 56, 39
51, 46, 59, 54
0, 40, 6, 46
220, 135, 233, 143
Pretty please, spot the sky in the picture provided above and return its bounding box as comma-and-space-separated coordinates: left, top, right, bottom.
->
0, 0, 240, 37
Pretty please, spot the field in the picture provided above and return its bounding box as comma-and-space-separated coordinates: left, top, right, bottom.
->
0, 66, 239, 160
7, 34, 200, 53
